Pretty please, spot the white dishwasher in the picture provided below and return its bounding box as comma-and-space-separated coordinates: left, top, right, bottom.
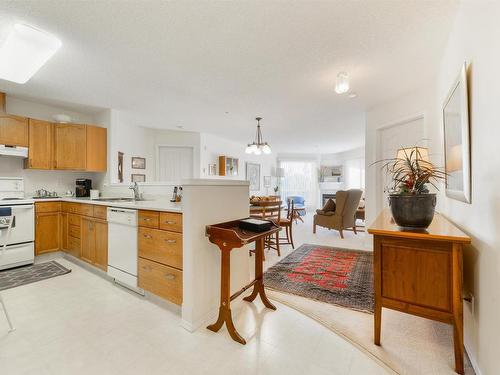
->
107, 207, 144, 294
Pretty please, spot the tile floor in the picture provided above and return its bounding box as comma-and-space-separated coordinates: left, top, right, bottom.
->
0, 214, 389, 375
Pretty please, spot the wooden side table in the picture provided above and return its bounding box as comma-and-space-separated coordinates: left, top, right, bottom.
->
205, 219, 280, 344
368, 209, 471, 375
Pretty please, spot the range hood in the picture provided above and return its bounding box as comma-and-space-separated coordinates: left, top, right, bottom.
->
0, 145, 28, 158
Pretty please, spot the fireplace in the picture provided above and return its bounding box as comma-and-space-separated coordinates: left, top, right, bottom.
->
322, 193, 336, 206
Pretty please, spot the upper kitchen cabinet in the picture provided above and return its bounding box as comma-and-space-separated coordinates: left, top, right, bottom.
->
0, 114, 29, 147
54, 123, 87, 170
26, 119, 53, 169
86, 125, 107, 172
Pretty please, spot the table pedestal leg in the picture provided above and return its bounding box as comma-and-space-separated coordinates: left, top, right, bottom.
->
207, 248, 246, 345
243, 238, 276, 310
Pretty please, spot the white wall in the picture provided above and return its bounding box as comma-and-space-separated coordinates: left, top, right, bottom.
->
0, 96, 104, 196
106, 113, 201, 197
181, 180, 250, 331
365, 88, 438, 225
435, 3, 500, 374
322, 146, 365, 190
200, 132, 276, 196
365, 3, 500, 373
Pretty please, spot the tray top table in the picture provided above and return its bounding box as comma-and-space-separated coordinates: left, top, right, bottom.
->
205, 219, 280, 344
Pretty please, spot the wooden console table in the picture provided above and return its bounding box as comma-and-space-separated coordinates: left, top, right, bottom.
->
205, 219, 280, 344
368, 209, 471, 374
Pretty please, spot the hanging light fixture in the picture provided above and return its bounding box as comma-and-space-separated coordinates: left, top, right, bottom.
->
335, 71, 350, 94
245, 117, 272, 155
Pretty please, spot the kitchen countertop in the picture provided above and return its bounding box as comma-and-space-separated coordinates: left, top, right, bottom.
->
33, 197, 183, 213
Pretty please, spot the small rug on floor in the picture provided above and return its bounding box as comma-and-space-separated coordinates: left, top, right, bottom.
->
264, 244, 374, 313
0, 261, 71, 291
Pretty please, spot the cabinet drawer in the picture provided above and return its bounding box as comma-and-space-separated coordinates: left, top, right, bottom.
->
68, 214, 81, 227
138, 258, 182, 305
138, 210, 159, 228
159, 212, 182, 233
80, 204, 93, 217
69, 225, 80, 239
62, 202, 81, 214
35, 202, 61, 213
138, 227, 182, 269
68, 235, 80, 253
93, 205, 107, 220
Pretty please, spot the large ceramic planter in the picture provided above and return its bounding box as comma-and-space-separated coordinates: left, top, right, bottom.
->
388, 193, 437, 229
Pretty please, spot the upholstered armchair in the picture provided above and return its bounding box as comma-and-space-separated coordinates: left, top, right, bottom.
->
313, 189, 363, 238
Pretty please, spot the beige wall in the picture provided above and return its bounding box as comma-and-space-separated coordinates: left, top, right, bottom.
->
365, 2, 500, 373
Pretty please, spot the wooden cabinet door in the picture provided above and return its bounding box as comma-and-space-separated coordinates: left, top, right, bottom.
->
35, 212, 60, 255
27, 119, 53, 169
94, 220, 108, 271
0, 114, 29, 147
86, 125, 107, 172
54, 124, 86, 170
80, 217, 95, 264
61, 212, 68, 251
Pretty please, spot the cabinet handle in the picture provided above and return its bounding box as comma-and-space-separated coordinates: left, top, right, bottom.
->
165, 221, 176, 225
142, 265, 152, 271
164, 273, 175, 280
143, 218, 152, 221
143, 234, 153, 239
164, 239, 176, 244
29, 159, 33, 168
54, 160, 57, 169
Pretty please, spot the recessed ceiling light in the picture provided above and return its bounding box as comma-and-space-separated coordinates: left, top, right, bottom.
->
335, 72, 349, 94
348, 92, 358, 98
0, 23, 61, 84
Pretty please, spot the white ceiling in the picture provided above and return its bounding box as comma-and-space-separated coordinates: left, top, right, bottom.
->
0, 1, 458, 153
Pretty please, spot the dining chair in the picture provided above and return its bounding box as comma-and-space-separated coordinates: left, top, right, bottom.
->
278, 199, 294, 248
249, 200, 282, 257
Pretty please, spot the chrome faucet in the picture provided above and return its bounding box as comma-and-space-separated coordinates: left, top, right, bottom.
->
129, 182, 141, 201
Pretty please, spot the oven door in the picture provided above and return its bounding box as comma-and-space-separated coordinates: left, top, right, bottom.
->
0, 204, 34, 245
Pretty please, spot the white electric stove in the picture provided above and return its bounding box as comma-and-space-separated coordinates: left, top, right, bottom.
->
0, 177, 35, 270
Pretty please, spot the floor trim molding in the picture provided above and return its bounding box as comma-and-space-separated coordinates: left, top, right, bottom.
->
464, 343, 482, 375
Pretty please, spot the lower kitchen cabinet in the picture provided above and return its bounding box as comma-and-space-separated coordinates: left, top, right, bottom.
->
81, 216, 108, 271
35, 212, 60, 255
138, 258, 182, 305
35, 202, 61, 255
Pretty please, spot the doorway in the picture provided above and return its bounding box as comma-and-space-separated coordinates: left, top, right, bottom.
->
156, 146, 194, 182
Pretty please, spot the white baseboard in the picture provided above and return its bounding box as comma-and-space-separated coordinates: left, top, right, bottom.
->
181, 308, 218, 333
464, 342, 482, 375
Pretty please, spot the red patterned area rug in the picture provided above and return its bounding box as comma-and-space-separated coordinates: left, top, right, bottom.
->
264, 244, 374, 313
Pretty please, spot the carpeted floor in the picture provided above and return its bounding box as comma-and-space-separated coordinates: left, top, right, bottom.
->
0, 261, 71, 291
264, 244, 374, 313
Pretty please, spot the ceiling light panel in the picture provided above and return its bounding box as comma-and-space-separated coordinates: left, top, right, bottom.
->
0, 23, 62, 84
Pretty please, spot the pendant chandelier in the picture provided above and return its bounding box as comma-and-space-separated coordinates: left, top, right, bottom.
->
245, 117, 271, 155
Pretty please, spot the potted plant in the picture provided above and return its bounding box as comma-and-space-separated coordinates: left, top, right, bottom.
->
377, 147, 446, 228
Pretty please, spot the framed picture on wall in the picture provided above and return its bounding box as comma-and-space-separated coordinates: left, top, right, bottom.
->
131, 157, 146, 169
443, 61, 471, 203
246, 162, 261, 191
131, 174, 146, 183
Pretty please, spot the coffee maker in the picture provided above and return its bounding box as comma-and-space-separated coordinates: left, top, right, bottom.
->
75, 179, 92, 197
